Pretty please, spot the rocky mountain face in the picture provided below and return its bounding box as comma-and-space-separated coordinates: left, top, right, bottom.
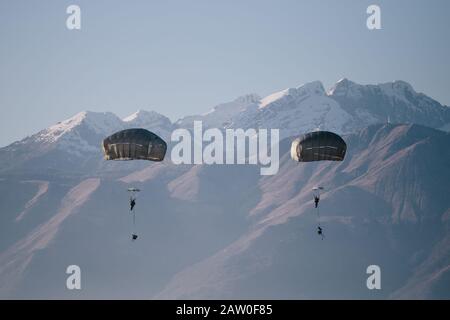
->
155, 124, 450, 299
0, 79, 449, 299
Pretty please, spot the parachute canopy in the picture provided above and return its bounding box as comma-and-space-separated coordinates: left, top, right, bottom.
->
290, 131, 346, 162
127, 188, 140, 192
312, 186, 324, 198
102, 128, 167, 161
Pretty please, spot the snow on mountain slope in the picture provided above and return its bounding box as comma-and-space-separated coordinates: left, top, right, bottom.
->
0, 112, 123, 173
176, 94, 260, 129
37, 111, 123, 144
25, 109, 172, 153
1, 78, 449, 174
7, 111, 123, 159
229, 81, 354, 138
177, 79, 450, 140
122, 110, 174, 141
0, 110, 173, 174
328, 78, 450, 128
259, 89, 290, 108
176, 82, 351, 138
259, 81, 326, 109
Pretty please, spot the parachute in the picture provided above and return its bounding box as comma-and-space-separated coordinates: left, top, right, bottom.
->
127, 187, 141, 194
290, 131, 346, 162
102, 128, 167, 241
312, 186, 324, 202
290, 131, 347, 239
102, 128, 167, 162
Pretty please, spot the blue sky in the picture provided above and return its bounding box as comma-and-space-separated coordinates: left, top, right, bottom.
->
1, 0, 449, 146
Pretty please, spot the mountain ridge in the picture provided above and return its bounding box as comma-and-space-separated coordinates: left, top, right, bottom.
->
1, 79, 449, 175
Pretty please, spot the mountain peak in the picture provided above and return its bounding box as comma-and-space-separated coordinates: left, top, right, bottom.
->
41, 111, 120, 142
336, 77, 354, 85
121, 110, 173, 139
327, 78, 357, 96
32, 111, 120, 147
328, 78, 417, 97
122, 109, 166, 122
259, 81, 325, 108
55, 110, 88, 127
259, 88, 291, 108
296, 81, 325, 95
122, 109, 172, 127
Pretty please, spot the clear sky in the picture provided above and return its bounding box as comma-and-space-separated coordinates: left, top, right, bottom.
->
1, 0, 449, 146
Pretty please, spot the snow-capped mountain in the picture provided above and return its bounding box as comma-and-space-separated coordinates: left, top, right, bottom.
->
0, 79, 449, 299
37, 111, 123, 144
176, 94, 261, 130
231, 81, 355, 137
123, 110, 173, 141
328, 78, 450, 129
183, 79, 450, 139
34, 111, 124, 156
1, 78, 449, 174
0, 110, 174, 174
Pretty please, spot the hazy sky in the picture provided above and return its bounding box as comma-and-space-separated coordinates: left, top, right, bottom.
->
1, 0, 449, 146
